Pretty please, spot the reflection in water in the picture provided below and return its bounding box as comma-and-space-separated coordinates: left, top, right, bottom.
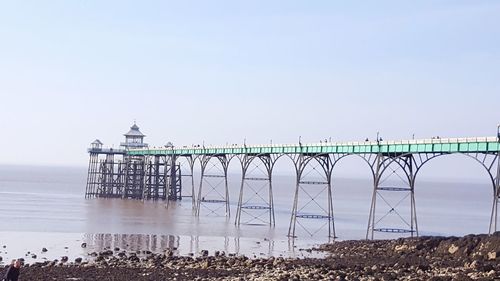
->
81, 233, 291, 258
83, 233, 180, 255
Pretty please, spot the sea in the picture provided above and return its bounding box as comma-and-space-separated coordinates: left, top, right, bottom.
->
0, 163, 494, 265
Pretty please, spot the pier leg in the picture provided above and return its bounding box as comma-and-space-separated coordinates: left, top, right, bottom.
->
235, 154, 276, 226
85, 153, 99, 198
102, 154, 115, 197
123, 156, 146, 199
196, 155, 231, 217
288, 154, 335, 238
164, 155, 183, 206
141, 156, 151, 201
366, 154, 418, 239
177, 156, 196, 210
489, 153, 500, 234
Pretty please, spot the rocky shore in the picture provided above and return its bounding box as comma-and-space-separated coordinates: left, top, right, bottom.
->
4, 233, 499, 280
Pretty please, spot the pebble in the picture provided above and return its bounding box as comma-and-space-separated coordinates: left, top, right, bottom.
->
1, 233, 498, 281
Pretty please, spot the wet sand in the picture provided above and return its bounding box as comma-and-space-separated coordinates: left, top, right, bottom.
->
5, 232, 499, 280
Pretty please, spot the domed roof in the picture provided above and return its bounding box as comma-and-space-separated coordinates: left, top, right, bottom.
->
124, 123, 145, 137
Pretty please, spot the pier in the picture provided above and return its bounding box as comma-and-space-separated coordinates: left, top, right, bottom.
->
86, 124, 500, 239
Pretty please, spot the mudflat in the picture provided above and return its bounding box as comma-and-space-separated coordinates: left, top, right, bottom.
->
8, 233, 500, 280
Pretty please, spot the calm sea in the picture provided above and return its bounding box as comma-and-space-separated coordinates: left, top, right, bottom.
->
0, 164, 493, 264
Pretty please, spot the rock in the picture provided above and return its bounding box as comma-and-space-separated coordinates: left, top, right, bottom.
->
128, 255, 139, 263
448, 244, 459, 254
201, 260, 210, 269
31, 254, 37, 259
470, 260, 481, 269
61, 256, 68, 263
487, 251, 497, 260
98, 250, 113, 257
117, 251, 126, 258
41, 247, 48, 253
75, 257, 82, 263
201, 250, 209, 257
394, 244, 408, 252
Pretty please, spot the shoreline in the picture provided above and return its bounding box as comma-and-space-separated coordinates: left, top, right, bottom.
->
0, 231, 325, 264
3, 233, 499, 280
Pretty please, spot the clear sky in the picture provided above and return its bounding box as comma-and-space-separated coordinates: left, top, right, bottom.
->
0, 1, 498, 174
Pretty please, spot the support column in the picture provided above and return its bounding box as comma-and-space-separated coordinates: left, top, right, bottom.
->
366, 154, 418, 239
102, 154, 115, 197
85, 153, 99, 198
235, 154, 275, 226
144, 155, 165, 200
123, 155, 146, 199
288, 153, 335, 238
141, 155, 151, 201
179, 156, 196, 211
196, 154, 231, 217
165, 155, 183, 208
489, 151, 500, 233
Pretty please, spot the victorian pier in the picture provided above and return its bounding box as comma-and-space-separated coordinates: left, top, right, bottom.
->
86, 124, 500, 239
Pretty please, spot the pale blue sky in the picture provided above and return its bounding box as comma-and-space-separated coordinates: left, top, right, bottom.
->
0, 1, 499, 176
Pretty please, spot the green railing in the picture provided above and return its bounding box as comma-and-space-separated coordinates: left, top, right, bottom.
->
127, 137, 500, 156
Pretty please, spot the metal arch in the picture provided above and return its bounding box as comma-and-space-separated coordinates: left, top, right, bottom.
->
368, 151, 500, 237
408, 152, 499, 233
288, 152, 332, 182
288, 153, 336, 239
301, 153, 334, 178
415, 153, 497, 191
235, 153, 278, 226
376, 152, 497, 190
376, 155, 414, 186
330, 153, 378, 182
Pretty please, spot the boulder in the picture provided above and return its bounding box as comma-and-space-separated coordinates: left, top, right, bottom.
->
448, 244, 459, 255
